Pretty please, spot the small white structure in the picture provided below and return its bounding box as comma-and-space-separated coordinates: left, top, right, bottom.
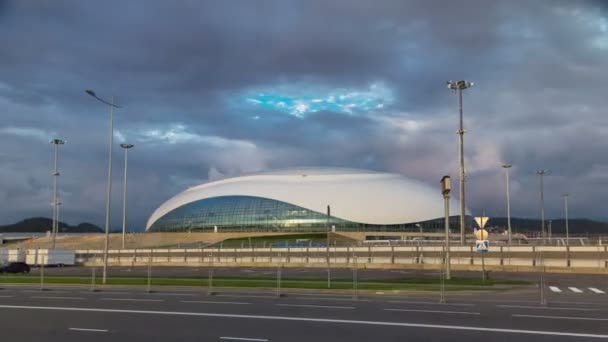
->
0, 249, 26, 264
25, 249, 75, 266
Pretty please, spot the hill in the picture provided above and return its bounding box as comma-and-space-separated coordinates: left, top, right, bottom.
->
485, 217, 608, 235
0, 217, 102, 233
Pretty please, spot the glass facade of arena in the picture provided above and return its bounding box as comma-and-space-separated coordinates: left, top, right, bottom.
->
148, 195, 460, 232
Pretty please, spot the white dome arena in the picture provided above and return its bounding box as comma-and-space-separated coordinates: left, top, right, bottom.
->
146, 167, 461, 232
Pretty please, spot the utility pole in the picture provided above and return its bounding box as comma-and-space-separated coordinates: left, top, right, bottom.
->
50, 139, 65, 249
441, 176, 452, 280
447, 80, 474, 245
326, 205, 331, 289
563, 194, 569, 246
537, 170, 549, 243
120, 143, 134, 249
502, 164, 513, 244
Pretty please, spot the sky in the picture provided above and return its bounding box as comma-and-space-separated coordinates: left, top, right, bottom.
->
0, 0, 607, 230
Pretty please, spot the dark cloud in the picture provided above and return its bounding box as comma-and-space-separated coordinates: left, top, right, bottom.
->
0, 0, 607, 229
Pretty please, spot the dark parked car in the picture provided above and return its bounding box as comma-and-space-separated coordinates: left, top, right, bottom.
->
0, 262, 30, 274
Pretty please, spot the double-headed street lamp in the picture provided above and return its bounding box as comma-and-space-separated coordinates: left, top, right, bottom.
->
446, 80, 474, 245
536, 169, 549, 242
50, 138, 65, 249
120, 143, 134, 249
86, 89, 120, 284
502, 163, 513, 244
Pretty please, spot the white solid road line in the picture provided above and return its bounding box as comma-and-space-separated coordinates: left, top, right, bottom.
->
0, 295, 14, 298
384, 308, 480, 315
549, 286, 562, 293
589, 288, 606, 294
69, 328, 108, 333
387, 301, 475, 307
220, 337, 269, 341
101, 298, 164, 302
513, 314, 608, 321
1, 304, 607, 339
181, 300, 251, 305
276, 304, 355, 310
568, 287, 583, 293
497, 305, 599, 312
31, 296, 85, 300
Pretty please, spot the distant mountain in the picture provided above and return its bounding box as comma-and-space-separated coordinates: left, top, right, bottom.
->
484, 217, 608, 235
0, 217, 103, 233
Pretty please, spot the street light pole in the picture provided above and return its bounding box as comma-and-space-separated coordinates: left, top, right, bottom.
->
563, 194, 569, 246
86, 89, 120, 284
537, 170, 549, 243
50, 139, 65, 249
441, 176, 451, 280
120, 144, 134, 249
502, 164, 513, 244
447, 80, 474, 245
326, 205, 331, 289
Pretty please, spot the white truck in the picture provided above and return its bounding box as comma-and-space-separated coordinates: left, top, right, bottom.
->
0, 249, 26, 264
25, 249, 75, 266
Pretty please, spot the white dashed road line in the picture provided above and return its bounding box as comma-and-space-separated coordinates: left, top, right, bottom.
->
69, 328, 108, 333
384, 308, 480, 315
31, 296, 85, 300
589, 288, 606, 294
220, 337, 269, 341
276, 304, 355, 310
387, 301, 475, 307
568, 287, 583, 293
513, 314, 608, 322
497, 305, 599, 312
549, 286, 562, 293
100, 298, 164, 302
181, 300, 251, 305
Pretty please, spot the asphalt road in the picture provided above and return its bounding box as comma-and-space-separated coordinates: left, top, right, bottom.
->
1, 284, 608, 341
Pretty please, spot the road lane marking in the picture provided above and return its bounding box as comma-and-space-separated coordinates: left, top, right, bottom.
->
217, 294, 276, 299
79, 291, 129, 295
497, 305, 599, 312
294, 297, 370, 302
387, 301, 474, 307
384, 308, 480, 315
513, 314, 608, 321
553, 300, 608, 306
31, 296, 85, 300
568, 287, 583, 293
148, 293, 197, 297
22, 290, 67, 293
589, 288, 606, 294
101, 298, 164, 302
0, 295, 15, 298
276, 304, 355, 310
69, 328, 108, 332
181, 300, 251, 305
549, 286, 562, 293
0, 304, 607, 339
220, 337, 268, 341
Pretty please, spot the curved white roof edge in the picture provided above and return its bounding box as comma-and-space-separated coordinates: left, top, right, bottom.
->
146, 168, 462, 230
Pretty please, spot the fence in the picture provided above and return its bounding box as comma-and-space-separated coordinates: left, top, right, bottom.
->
44, 245, 608, 274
